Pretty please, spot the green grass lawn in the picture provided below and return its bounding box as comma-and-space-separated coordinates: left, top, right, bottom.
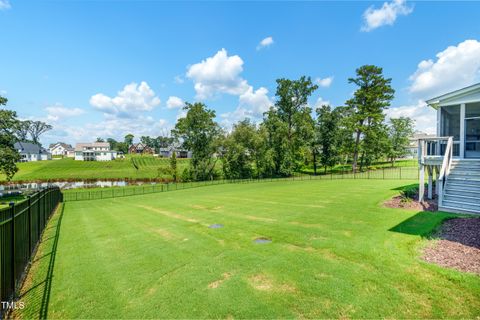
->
0, 156, 190, 182
0, 157, 416, 183
17, 179, 480, 319
0, 195, 26, 209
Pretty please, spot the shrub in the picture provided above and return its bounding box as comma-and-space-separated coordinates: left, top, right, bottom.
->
400, 185, 418, 202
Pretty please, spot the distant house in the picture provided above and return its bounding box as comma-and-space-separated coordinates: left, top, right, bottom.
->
128, 143, 154, 155
406, 131, 436, 159
159, 144, 192, 158
14, 142, 52, 162
49, 142, 75, 158
74, 142, 117, 161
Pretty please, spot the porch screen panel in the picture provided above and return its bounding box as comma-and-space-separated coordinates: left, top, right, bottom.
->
440, 105, 460, 157
465, 102, 480, 158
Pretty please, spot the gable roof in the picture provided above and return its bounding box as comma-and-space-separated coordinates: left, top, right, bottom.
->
75, 142, 110, 151
130, 143, 152, 151
426, 83, 480, 108
14, 142, 50, 154
49, 142, 73, 150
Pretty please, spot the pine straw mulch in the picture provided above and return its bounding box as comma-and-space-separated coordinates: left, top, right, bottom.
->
423, 218, 480, 275
384, 191, 438, 212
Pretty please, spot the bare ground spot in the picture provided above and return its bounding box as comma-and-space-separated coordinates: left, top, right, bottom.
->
245, 215, 276, 222
146, 287, 157, 296
289, 221, 324, 228
208, 272, 232, 289
137, 205, 199, 223
192, 204, 224, 211
151, 228, 177, 241
248, 274, 296, 293
284, 243, 316, 252
423, 218, 480, 275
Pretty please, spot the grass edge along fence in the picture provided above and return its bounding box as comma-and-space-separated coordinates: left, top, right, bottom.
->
0, 187, 62, 314
63, 166, 419, 202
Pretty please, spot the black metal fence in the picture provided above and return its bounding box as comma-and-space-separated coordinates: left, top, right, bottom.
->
63, 166, 419, 202
0, 187, 62, 307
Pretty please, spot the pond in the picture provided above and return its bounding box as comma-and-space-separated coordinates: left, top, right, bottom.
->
0, 180, 161, 192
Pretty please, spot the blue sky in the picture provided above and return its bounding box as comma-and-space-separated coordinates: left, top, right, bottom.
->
1, 0, 480, 145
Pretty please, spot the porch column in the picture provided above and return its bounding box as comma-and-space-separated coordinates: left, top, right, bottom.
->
460, 103, 466, 158
436, 106, 441, 137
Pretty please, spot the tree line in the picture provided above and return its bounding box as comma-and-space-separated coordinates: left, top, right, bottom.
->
0, 64, 414, 182
172, 65, 414, 181
95, 134, 174, 154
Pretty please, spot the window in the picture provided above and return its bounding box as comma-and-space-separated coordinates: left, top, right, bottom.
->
466, 102, 480, 118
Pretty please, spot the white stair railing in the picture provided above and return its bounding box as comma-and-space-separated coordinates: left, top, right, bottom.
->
418, 136, 453, 203
437, 137, 453, 207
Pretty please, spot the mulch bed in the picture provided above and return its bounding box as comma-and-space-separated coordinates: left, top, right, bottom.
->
423, 218, 480, 275
384, 190, 438, 211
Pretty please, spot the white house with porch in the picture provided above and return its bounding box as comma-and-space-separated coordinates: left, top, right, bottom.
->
418, 83, 480, 214
74, 142, 117, 161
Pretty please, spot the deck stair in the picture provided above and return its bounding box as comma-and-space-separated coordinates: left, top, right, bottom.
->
441, 160, 480, 214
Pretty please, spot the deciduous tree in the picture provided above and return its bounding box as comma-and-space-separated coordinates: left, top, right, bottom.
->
124, 134, 134, 146
0, 96, 20, 180
28, 120, 52, 145
387, 117, 415, 166
316, 105, 340, 173
172, 102, 221, 181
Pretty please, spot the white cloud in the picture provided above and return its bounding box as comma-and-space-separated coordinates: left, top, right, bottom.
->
166, 96, 184, 109
186, 48, 249, 99
314, 97, 331, 108
316, 76, 333, 88
44, 115, 171, 145
0, 0, 11, 10
174, 75, 184, 84
89, 81, 161, 117
257, 36, 274, 50
385, 100, 436, 134
409, 39, 480, 98
45, 105, 85, 122
238, 86, 272, 116
221, 86, 272, 128
361, 0, 413, 32
176, 109, 188, 121
186, 48, 273, 129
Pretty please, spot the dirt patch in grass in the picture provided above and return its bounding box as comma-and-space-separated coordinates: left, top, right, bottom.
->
152, 228, 176, 240
208, 272, 232, 289
423, 218, 480, 275
136, 205, 199, 223
245, 215, 276, 222
284, 244, 316, 252
248, 274, 296, 293
384, 191, 437, 212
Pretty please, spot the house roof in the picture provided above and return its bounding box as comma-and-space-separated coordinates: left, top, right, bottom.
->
75, 142, 110, 151
130, 143, 150, 150
14, 142, 50, 154
426, 83, 480, 108
49, 142, 73, 150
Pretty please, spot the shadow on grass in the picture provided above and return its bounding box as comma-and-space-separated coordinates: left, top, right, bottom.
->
14, 203, 64, 319
391, 183, 419, 192
389, 211, 452, 236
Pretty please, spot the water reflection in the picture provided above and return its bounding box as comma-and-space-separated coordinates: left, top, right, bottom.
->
0, 180, 158, 191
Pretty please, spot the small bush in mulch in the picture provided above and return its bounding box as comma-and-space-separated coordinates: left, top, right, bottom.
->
423, 218, 480, 275
384, 186, 438, 212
